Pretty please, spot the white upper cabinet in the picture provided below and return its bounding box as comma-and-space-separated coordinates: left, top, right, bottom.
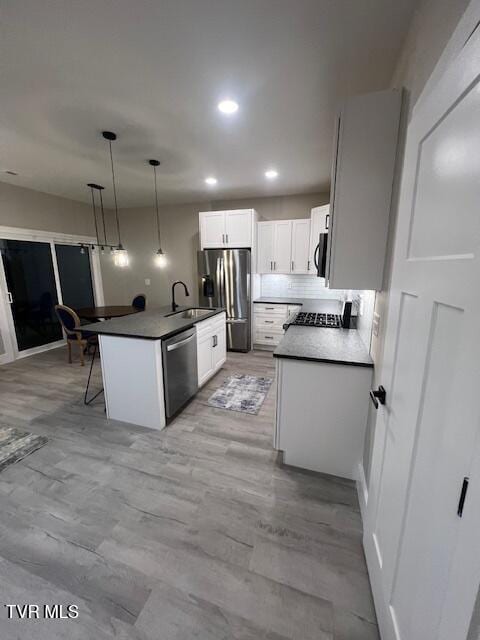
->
257, 221, 275, 273
326, 89, 402, 290
199, 211, 225, 248
199, 209, 257, 249
272, 221, 292, 273
308, 205, 329, 274
291, 219, 311, 274
257, 219, 314, 274
224, 210, 253, 247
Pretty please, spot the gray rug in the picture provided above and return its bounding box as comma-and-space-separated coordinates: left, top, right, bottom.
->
0, 426, 48, 472
208, 374, 273, 415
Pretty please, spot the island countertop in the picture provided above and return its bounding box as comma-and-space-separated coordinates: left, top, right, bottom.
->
81, 306, 225, 341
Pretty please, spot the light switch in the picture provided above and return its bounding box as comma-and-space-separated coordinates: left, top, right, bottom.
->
145, 278, 151, 286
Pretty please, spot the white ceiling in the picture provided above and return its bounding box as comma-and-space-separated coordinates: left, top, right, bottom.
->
0, 0, 417, 208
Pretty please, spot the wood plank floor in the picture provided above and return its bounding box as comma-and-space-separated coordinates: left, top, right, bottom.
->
0, 346, 378, 639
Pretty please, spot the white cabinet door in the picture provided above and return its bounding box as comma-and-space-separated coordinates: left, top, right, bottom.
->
212, 322, 226, 370
257, 222, 275, 273
273, 221, 292, 273
197, 331, 214, 386
291, 219, 311, 274
309, 205, 329, 274
200, 211, 225, 248
225, 210, 252, 247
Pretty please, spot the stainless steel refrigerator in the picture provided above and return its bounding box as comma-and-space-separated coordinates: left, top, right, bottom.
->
197, 249, 251, 352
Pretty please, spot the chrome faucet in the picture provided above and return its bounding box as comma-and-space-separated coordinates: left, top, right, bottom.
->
171, 281, 190, 312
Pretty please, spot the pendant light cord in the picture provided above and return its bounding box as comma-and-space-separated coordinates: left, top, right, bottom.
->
99, 188, 107, 246
153, 164, 162, 249
90, 186, 100, 245
108, 139, 122, 246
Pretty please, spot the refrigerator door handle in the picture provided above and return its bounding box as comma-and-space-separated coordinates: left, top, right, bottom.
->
226, 318, 247, 324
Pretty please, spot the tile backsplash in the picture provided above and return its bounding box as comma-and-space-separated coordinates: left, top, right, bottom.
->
260, 274, 346, 300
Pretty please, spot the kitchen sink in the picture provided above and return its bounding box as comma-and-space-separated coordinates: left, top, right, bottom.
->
167, 308, 212, 319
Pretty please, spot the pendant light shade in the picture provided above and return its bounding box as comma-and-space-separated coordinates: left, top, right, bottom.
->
103, 131, 129, 268
149, 159, 166, 268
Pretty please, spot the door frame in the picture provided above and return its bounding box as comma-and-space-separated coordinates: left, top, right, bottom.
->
0, 226, 103, 364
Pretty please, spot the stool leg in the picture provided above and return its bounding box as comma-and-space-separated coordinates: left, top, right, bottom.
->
84, 343, 104, 405
67, 341, 72, 364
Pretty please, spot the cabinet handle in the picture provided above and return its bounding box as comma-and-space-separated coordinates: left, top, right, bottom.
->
457, 477, 469, 517
273, 261, 276, 270
265, 307, 274, 310
212, 334, 218, 347
325, 214, 329, 230
291, 261, 294, 271
7, 291, 13, 304
270, 261, 273, 271
265, 336, 274, 339
222, 234, 224, 243
226, 234, 229, 244
307, 260, 310, 271
264, 320, 274, 324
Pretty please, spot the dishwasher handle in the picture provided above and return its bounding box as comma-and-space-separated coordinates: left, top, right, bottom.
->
166, 333, 196, 352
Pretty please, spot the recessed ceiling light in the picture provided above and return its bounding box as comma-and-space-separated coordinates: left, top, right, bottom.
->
205, 176, 218, 186
218, 99, 239, 115
265, 169, 278, 180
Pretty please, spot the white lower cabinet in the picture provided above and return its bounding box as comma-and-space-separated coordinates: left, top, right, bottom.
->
275, 357, 372, 479
196, 312, 226, 387
253, 303, 301, 348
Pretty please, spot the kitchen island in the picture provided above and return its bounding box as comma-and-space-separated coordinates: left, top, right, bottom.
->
82, 306, 225, 430
273, 300, 373, 480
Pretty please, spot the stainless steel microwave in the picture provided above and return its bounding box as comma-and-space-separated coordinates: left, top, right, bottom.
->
314, 232, 328, 278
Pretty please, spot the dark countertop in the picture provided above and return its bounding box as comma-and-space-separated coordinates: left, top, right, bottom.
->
273, 299, 373, 368
81, 306, 225, 341
253, 297, 307, 305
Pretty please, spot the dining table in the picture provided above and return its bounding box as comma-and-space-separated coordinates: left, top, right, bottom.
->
76, 305, 141, 321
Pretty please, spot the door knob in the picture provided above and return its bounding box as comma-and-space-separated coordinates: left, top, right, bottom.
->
370, 385, 386, 409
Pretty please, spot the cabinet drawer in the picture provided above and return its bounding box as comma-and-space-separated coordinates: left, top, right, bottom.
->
254, 314, 285, 330
254, 304, 288, 317
254, 329, 284, 346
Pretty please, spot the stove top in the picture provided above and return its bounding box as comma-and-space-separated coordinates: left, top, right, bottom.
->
290, 312, 341, 328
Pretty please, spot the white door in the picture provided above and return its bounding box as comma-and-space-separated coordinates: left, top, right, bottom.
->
200, 211, 225, 248
364, 22, 480, 640
257, 222, 274, 273
308, 205, 329, 273
197, 330, 214, 387
273, 221, 292, 273
225, 210, 252, 247
291, 219, 310, 274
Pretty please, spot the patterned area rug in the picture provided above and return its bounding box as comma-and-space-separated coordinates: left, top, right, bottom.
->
0, 426, 48, 473
208, 374, 273, 415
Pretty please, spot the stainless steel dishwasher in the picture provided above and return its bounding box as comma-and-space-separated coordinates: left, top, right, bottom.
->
162, 327, 198, 418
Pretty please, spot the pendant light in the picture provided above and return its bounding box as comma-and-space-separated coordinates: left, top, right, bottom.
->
149, 159, 167, 268
81, 183, 114, 254
103, 131, 129, 267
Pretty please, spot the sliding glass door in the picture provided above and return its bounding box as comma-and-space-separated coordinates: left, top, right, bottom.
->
0, 239, 62, 351
55, 244, 94, 309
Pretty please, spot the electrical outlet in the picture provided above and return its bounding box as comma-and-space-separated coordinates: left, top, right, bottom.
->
145, 278, 151, 286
